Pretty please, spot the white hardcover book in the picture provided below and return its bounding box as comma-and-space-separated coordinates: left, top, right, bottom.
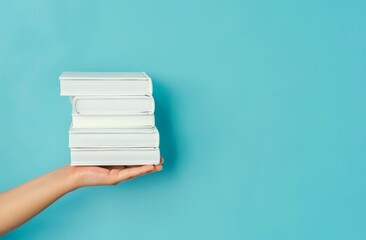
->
71, 96, 155, 115
60, 72, 152, 96
72, 114, 155, 128
69, 126, 159, 148
70, 148, 160, 165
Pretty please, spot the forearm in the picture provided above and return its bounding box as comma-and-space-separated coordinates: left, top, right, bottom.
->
0, 159, 163, 236
0, 166, 76, 236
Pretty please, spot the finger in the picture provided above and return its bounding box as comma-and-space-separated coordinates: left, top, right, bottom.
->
136, 166, 162, 178
153, 164, 163, 171
125, 165, 141, 168
126, 163, 163, 169
119, 164, 163, 182
104, 166, 126, 170
117, 165, 155, 181
125, 158, 164, 168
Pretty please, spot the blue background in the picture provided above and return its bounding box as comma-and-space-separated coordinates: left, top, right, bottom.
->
1, 0, 365, 239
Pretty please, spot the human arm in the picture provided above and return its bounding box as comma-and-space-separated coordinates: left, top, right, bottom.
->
0, 159, 163, 236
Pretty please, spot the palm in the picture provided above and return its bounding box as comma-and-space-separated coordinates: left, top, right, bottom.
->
69, 158, 163, 187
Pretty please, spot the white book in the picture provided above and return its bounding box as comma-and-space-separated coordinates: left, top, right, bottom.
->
70, 147, 160, 165
60, 72, 152, 96
69, 126, 159, 148
71, 96, 155, 115
72, 114, 155, 128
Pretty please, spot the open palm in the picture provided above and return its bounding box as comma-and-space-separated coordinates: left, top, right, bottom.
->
68, 157, 163, 187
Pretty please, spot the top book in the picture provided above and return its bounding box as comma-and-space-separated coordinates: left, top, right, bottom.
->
60, 72, 152, 96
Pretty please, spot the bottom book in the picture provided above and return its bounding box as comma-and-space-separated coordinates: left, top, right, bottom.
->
70, 147, 160, 166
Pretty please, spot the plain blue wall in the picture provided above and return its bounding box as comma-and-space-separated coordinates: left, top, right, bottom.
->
1, 0, 365, 239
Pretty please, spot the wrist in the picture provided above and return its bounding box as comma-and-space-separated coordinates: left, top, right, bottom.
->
54, 166, 82, 192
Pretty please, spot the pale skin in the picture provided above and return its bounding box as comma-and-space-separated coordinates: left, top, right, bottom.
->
0, 158, 163, 236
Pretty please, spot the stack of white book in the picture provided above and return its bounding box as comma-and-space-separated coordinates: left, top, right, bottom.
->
59, 72, 160, 166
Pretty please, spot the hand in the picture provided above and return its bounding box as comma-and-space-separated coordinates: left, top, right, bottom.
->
0, 158, 163, 235
67, 157, 164, 188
